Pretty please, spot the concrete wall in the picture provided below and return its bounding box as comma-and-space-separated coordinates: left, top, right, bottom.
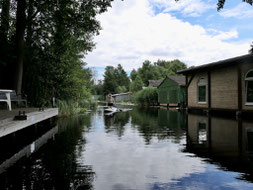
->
210, 66, 238, 110
187, 114, 240, 157
188, 72, 208, 109
113, 93, 131, 102
211, 117, 238, 156
187, 63, 253, 111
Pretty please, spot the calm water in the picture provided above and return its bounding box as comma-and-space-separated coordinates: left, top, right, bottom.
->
1, 107, 253, 189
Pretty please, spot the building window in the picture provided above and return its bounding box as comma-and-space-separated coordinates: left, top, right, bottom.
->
198, 78, 206, 103
246, 70, 253, 104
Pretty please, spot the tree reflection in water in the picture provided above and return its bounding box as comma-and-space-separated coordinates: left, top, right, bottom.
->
0, 115, 95, 190
130, 107, 186, 145
104, 112, 130, 138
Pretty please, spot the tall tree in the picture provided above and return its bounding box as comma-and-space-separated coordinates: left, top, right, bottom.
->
130, 75, 144, 92
103, 66, 118, 94
130, 69, 138, 81
13, 0, 26, 96
0, 0, 114, 104
115, 64, 130, 91
103, 64, 130, 94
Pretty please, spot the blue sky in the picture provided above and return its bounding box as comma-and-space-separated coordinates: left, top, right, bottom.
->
84, 0, 253, 80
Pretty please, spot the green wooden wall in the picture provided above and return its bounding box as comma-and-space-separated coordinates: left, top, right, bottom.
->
158, 77, 185, 104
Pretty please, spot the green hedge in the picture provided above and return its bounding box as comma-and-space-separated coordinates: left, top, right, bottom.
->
132, 87, 158, 106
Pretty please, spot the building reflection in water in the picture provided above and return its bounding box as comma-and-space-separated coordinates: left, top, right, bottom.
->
186, 113, 253, 182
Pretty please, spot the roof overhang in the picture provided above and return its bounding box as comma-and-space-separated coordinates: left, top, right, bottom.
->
177, 54, 253, 75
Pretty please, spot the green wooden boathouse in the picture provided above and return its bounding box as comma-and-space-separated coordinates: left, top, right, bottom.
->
157, 76, 186, 107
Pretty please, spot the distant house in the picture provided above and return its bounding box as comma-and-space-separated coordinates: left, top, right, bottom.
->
177, 54, 253, 115
148, 80, 163, 87
112, 92, 131, 102
157, 76, 186, 107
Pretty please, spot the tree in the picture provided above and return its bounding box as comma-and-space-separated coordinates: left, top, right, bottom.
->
103, 64, 130, 94
249, 42, 253, 54
0, 0, 114, 105
130, 69, 138, 81
135, 59, 187, 86
138, 60, 163, 85
115, 64, 130, 90
166, 59, 187, 75
176, 0, 252, 10
217, 0, 252, 10
130, 75, 144, 92
116, 86, 127, 93
103, 66, 118, 94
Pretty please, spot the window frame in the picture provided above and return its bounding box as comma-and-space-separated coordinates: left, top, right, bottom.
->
197, 77, 207, 104
245, 69, 253, 106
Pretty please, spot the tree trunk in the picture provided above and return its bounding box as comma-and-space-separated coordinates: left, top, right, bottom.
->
13, 0, 26, 96
0, 0, 10, 43
0, 0, 10, 88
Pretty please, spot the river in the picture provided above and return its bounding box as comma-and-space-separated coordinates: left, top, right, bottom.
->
0, 107, 253, 190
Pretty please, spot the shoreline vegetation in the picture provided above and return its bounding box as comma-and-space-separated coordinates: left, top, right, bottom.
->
57, 99, 98, 117
132, 87, 158, 107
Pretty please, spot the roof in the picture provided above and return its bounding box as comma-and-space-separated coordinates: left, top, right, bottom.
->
177, 54, 253, 74
158, 75, 186, 88
148, 80, 163, 87
167, 76, 185, 86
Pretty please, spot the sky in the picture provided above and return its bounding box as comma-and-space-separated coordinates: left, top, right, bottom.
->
84, 0, 253, 80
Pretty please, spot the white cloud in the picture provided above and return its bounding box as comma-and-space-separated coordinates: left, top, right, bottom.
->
220, 3, 253, 18
84, 0, 250, 74
207, 28, 238, 40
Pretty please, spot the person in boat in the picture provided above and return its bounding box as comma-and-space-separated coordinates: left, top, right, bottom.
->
107, 93, 115, 109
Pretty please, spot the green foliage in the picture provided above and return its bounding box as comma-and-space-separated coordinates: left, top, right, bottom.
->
103, 64, 130, 94
130, 69, 138, 81
132, 59, 187, 86
130, 75, 144, 92
57, 100, 80, 117
116, 86, 127, 93
57, 98, 98, 117
133, 87, 158, 106
217, 0, 252, 10
176, 0, 253, 11
0, 0, 113, 106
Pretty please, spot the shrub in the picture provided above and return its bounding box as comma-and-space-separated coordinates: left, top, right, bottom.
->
132, 87, 158, 106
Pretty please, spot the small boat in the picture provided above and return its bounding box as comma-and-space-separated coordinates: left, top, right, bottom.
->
104, 107, 118, 113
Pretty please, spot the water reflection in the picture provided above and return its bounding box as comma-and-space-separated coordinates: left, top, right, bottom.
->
186, 113, 253, 182
0, 115, 95, 190
83, 108, 205, 190
104, 112, 130, 137
2, 108, 253, 189
130, 107, 185, 144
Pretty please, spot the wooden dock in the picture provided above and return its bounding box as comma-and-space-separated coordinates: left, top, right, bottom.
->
0, 108, 58, 138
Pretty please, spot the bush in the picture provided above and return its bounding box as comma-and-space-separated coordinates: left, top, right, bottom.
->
132, 87, 158, 106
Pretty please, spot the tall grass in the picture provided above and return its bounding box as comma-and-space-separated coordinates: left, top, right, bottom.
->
57, 99, 98, 117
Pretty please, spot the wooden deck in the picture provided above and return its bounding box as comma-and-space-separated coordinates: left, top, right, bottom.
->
0, 108, 58, 138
